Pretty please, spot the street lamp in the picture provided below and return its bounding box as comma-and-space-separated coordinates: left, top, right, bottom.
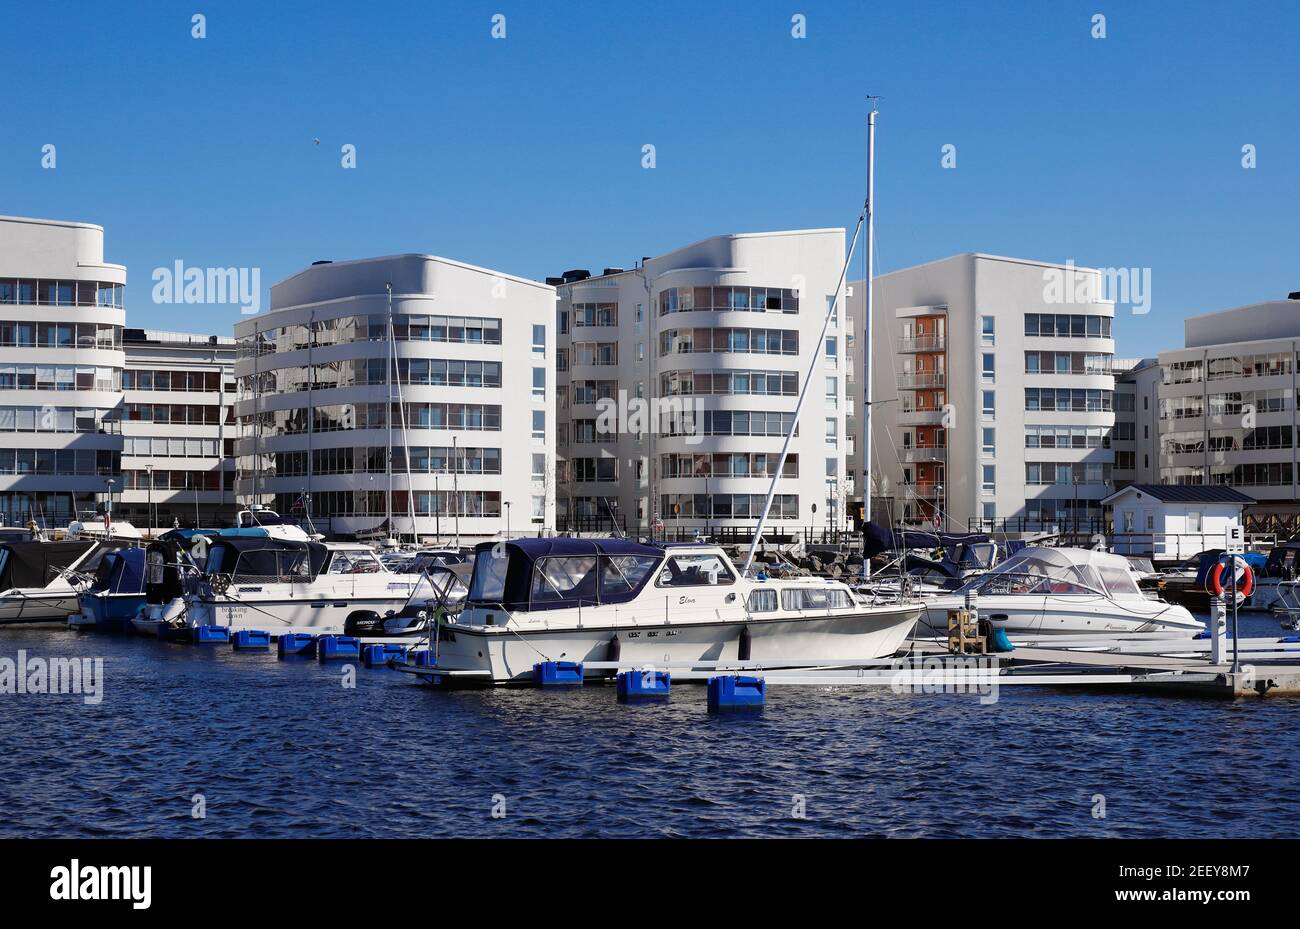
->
504, 500, 511, 541
105, 477, 117, 535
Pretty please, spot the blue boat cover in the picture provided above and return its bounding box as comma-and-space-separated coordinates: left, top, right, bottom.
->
469, 538, 664, 612
92, 547, 146, 594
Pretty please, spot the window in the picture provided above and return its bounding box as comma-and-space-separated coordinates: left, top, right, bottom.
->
981, 316, 995, 345
780, 588, 853, 611
982, 465, 995, 493
825, 417, 838, 448
982, 390, 995, 416
1188, 510, 1202, 533
532, 410, 545, 439
982, 502, 996, 520
982, 353, 995, 382
825, 336, 838, 360
657, 554, 735, 587
748, 588, 777, 612
825, 376, 837, 407
982, 428, 995, 455
532, 324, 546, 351
636, 303, 644, 322
532, 495, 545, 520
531, 453, 545, 480
532, 367, 545, 399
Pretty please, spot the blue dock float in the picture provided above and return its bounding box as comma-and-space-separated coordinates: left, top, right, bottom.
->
232, 629, 271, 651
317, 635, 361, 661
362, 643, 408, 667
192, 625, 231, 644
707, 675, 765, 711
277, 633, 316, 658
617, 669, 671, 701
534, 660, 583, 686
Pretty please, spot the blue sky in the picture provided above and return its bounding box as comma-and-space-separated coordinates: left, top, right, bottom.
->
1, 0, 1296, 357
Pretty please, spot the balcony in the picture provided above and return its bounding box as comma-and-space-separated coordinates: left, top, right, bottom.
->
898, 408, 945, 426
897, 372, 946, 390
902, 446, 947, 463
898, 335, 946, 353
912, 482, 943, 498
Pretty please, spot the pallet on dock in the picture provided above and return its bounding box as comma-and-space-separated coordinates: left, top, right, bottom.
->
947, 608, 986, 655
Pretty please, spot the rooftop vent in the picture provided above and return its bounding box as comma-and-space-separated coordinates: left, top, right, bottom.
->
561, 269, 591, 283
545, 276, 565, 286
311, 260, 332, 266
1289, 291, 1300, 300
602, 267, 624, 276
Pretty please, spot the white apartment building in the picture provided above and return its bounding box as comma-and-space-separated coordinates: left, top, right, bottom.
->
1155, 295, 1300, 530
119, 329, 237, 531
0, 215, 125, 529
554, 229, 849, 539
1112, 357, 1161, 488
233, 254, 555, 542
853, 253, 1117, 534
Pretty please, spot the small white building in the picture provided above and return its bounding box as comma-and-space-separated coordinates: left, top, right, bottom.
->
1102, 484, 1253, 562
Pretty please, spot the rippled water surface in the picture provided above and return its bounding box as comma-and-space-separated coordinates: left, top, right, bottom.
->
1, 617, 1297, 838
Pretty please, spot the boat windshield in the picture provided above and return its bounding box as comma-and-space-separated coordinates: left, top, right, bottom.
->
404, 567, 469, 611
961, 547, 1146, 599
469, 547, 510, 602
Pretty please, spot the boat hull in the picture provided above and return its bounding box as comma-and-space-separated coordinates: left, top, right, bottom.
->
919, 595, 1205, 637
186, 594, 416, 635
0, 591, 82, 625
433, 603, 923, 684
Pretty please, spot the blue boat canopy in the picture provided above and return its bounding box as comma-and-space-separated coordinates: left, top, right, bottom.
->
467, 538, 664, 611
92, 547, 146, 595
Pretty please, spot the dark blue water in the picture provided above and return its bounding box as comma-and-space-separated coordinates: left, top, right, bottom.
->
2, 616, 1297, 838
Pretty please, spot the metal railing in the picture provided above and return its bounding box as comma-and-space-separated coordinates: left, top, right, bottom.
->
898, 335, 946, 353
896, 372, 945, 390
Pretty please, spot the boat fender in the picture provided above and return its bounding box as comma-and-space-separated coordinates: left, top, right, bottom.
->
988, 627, 1015, 653
737, 625, 752, 662
606, 633, 621, 662
1208, 557, 1254, 599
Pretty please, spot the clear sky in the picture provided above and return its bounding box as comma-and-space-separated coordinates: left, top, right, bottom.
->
1, 0, 1296, 357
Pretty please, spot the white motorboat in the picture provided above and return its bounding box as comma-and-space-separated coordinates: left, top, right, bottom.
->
424, 539, 923, 684
0, 539, 122, 625
918, 546, 1206, 637
182, 536, 419, 635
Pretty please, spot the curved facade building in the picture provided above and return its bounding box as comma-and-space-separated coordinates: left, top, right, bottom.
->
555, 229, 848, 538
0, 216, 125, 528
233, 255, 555, 542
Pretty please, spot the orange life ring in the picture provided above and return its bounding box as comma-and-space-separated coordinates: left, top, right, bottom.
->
1208, 559, 1254, 599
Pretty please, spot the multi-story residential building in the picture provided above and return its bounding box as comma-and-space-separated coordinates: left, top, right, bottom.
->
1112, 357, 1161, 488
1155, 295, 1300, 531
118, 329, 237, 531
554, 229, 849, 539
854, 253, 1117, 533
232, 254, 555, 542
0, 215, 125, 529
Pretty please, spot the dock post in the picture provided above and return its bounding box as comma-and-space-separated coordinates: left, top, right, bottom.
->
1209, 597, 1225, 665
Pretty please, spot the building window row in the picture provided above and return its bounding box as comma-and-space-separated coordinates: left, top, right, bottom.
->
0, 321, 123, 350
568, 457, 618, 483
1161, 463, 1294, 487
123, 369, 224, 392
659, 369, 799, 397
0, 279, 124, 308
572, 303, 618, 327
1162, 425, 1295, 455
661, 409, 800, 438
122, 469, 221, 490
0, 406, 113, 434
571, 379, 619, 405
1025, 462, 1112, 485
241, 315, 503, 354
658, 327, 798, 357
264, 402, 504, 436
1023, 313, 1112, 339
124, 436, 228, 458
0, 448, 120, 477
274, 445, 502, 477
658, 286, 800, 316
1163, 352, 1294, 385
0, 364, 119, 392
659, 493, 799, 519
123, 404, 229, 425
1024, 424, 1112, 449
1024, 351, 1113, 375
276, 490, 502, 518
659, 452, 798, 479
1024, 388, 1114, 412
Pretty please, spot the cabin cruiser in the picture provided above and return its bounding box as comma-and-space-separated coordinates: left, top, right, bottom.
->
1243, 542, 1300, 613
70, 547, 148, 632
856, 553, 966, 601
421, 539, 924, 684
131, 535, 206, 637
0, 539, 123, 625
182, 536, 419, 634
918, 546, 1206, 637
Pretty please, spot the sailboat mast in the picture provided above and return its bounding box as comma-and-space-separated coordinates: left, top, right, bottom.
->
864, 103, 877, 528
385, 282, 394, 542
